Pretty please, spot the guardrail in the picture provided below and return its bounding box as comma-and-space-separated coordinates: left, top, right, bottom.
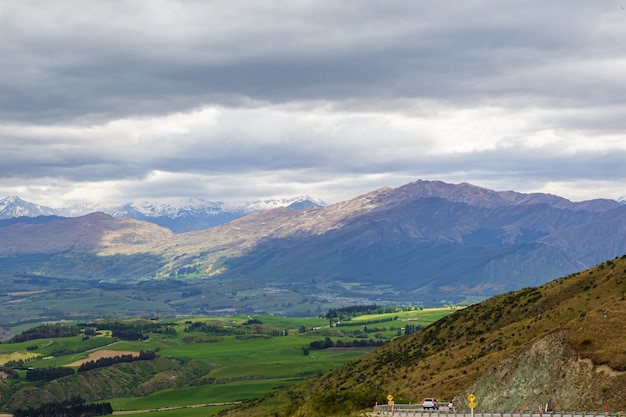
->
371, 406, 624, 417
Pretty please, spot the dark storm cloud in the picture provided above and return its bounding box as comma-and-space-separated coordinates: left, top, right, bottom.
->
3, 1, 621, 122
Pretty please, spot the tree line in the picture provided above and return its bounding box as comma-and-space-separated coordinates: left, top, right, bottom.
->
13, 396, 112, 417
95, 322, 177, 340
307, 336, 387, 351
6, 321, 179, 345
26, 367, 75, 382
184, 321, 238, 336
8, 324, 82, 343
323, 304, 380, 319
77, 350, 157, 372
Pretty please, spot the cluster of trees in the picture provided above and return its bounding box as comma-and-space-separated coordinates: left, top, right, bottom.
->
13, 396, 112, 417
324, 304, 380, 319
8, 324, 81, 343
94, 321, 176, 340
26, 367, 74, 382
309, 337, 335, 350
184, 322, 237, 336
112, 327, 146, 341
150, 326, 177, 336
94, 322, 148, 341
362, 325, 390, 333
307, 337, 387, 351
335, 339, 386, 348
6, 321, 181, 345
77, 350, 157, 373
403, 323, 425, 335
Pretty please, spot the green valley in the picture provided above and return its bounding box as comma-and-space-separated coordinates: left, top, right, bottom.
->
0, 307, 452, 416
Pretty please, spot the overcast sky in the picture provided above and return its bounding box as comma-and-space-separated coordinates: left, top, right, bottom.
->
2, 1, 626, 207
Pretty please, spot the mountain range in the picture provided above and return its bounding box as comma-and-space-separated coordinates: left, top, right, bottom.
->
1, 179, 625, 315
0, 195, 326, 232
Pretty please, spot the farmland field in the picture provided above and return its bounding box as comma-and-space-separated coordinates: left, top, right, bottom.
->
0, 306, 458, 415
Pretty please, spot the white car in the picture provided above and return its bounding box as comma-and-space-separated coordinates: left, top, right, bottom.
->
423, 398, 439, 410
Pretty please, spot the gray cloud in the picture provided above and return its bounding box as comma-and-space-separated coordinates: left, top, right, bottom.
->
1, 0, 626, 206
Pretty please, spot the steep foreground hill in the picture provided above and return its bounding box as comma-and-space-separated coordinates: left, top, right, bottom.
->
221, 255, 626, 416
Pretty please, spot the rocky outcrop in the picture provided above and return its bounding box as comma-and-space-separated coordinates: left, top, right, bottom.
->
467, 331, 625, 411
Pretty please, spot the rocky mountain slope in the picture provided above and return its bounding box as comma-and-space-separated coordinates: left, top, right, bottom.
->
1, 180, 626, 307
221, 255, 626, 416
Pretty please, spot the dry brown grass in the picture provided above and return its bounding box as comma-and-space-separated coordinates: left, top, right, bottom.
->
65, 349, 139, 367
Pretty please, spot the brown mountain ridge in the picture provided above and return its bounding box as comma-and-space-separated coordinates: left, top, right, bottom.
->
1, 180, 626, 310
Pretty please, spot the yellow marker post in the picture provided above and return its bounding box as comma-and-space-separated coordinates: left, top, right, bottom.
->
467, 394, 476, 417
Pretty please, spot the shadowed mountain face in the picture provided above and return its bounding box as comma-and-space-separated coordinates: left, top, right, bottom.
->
1, 180, 625, 306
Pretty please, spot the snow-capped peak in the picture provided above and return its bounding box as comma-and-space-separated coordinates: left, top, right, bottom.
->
239, 195, 326, 212
0, 195, 58, 218
0, 195, 327, 231
115, 198, 226, 218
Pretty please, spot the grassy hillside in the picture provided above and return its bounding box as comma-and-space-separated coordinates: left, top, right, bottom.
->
220, 255, 626, 417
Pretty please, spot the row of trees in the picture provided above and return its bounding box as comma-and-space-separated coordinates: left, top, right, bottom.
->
335, 339, 386, 348
324, 304, 381, 319
13, 396, 112, 417
26, 367, 74, 382
307, 336, 387, 351
77, 350, 157, 373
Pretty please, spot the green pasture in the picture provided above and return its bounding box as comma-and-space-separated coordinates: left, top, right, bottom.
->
6, 335, 118, 367
110, 379, 294, 410
111, 404, 232, 417
343, 307, 453, 324
0, 308, 455, 413
102, 321, 377, 381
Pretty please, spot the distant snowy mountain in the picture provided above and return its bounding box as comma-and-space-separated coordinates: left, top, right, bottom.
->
618, 196, 626, 205
0, 195, 326, 232
235, 195, 326, 212
0, 196, 58, 218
